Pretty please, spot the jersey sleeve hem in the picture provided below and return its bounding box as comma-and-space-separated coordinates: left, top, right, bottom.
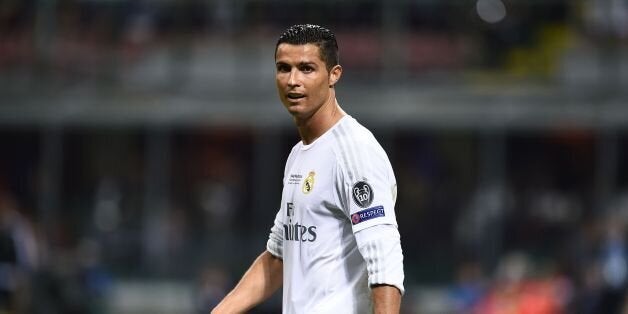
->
355, 224, 405, 295
267, 217, 284, 259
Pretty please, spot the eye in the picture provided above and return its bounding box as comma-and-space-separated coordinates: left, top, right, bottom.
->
276, 64, 290, 73
300, 65, 314, 73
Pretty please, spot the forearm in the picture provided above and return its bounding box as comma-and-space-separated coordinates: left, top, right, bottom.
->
211, 250, 283, 314
372, 284, 402, 314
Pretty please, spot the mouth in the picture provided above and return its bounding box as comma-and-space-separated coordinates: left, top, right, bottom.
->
286, 92, 305, 100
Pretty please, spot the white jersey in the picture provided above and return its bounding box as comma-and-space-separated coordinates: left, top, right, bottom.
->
267, 115, 400, 313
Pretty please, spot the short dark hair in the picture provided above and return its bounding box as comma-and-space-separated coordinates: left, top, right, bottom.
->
275, 24, 339, 71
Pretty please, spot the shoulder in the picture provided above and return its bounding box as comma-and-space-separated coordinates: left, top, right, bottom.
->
284, 141, 303, 172
330, 117, 385, 157
288, 141, 302, 156
330, 117, 390, 180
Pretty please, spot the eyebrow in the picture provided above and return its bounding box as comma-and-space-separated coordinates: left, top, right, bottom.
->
275, 61, 318, 67
297, 62, 317, 67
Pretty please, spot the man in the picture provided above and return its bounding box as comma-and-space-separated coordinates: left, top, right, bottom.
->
212, 24, 404, 314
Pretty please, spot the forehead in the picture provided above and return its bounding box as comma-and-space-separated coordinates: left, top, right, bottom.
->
275, 43, 324, 64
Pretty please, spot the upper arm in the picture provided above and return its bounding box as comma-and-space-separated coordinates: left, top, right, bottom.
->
354, 224, 405, 295
333, 138, 398, 233
267, 206, 285, 259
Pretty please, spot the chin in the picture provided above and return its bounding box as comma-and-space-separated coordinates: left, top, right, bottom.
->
285, 103, 304, 113
284, 107, 307, 120
287, 109, 304, 118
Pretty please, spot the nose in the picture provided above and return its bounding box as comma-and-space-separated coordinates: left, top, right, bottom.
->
288, 68, 300, 87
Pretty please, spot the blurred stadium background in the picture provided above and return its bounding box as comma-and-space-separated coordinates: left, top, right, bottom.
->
1, 0, 628, 313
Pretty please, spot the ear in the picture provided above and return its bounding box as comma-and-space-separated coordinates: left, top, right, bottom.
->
328, 65, 342, 88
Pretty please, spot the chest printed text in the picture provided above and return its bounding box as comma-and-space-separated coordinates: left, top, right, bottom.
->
284, 202, 317, 242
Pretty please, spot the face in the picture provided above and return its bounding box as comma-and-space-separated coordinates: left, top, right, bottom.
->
275, 43, 341, 120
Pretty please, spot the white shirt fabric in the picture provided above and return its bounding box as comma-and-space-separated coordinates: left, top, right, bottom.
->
266, 115, 404, 314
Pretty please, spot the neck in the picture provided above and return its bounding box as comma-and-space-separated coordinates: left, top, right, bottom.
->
296, 96, 346, 145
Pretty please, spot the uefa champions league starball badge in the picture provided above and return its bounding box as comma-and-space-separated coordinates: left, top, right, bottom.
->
352, 181, 373, 208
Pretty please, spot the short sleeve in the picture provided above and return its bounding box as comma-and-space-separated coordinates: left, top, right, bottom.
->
266, 208, 284, 259
334, 138, 398, 233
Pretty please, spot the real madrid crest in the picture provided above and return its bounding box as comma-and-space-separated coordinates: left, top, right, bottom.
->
302, 171, 315, 194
